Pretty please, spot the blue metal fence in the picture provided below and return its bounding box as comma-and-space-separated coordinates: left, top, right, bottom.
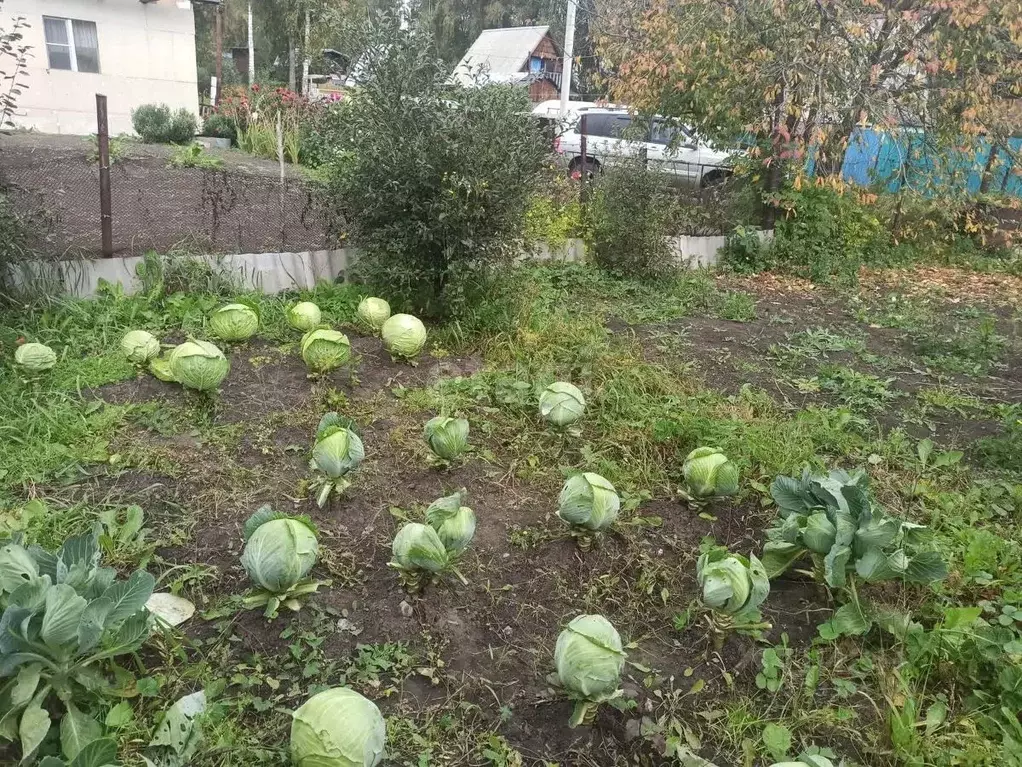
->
839, 127, 1022, 197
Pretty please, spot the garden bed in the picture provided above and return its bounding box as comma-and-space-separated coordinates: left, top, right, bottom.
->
0, 264, 1019, 766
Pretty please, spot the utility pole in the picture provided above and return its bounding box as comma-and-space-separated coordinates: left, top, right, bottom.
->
247, 0, 255, 85
559, 0, 576, 117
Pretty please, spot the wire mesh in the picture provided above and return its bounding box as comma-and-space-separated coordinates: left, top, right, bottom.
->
1, 138, 328, 259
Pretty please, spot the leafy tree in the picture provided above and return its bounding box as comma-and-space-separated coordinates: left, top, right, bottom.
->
597, 0, 1022, 221
319, 23, 547, 318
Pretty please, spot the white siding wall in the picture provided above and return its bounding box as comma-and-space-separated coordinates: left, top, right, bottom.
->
6, 0, 198, 135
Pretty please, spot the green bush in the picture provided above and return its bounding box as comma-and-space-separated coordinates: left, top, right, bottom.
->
131, 103, 197, 144
319, 28, 547, 318
299, 98, 350, 168
585, 162, 677, 279
202, 112, 237, 144
721, 182, 895, 283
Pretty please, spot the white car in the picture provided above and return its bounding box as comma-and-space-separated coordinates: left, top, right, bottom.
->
552, 108, 736, 187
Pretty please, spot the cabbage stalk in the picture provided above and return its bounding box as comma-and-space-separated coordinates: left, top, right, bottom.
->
553, 614, 626, 727
240, 506, 325, 618
697, 548, 771, 644
14, 342, 56, 373
423, 416, 470, 464
681, 447, 740, 506
558, 473, 620, 536
288, 301, 322, 332
168, 340, 230, 391
291, 687, 386, 767
210, 303, 259, 342
389, 522, 466, 590
539, 382, 585, 428
310, 413, 365, 506
425, 489, 476, 555
301, 328, 351, 374
357, 297, 392, 333
121, 330, 160, 365
381, 314, 427, 360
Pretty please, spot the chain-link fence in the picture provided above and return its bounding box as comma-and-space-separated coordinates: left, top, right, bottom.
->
1, 134, 329, 259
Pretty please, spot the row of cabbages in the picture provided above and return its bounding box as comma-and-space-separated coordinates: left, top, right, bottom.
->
10, 297, 428, 385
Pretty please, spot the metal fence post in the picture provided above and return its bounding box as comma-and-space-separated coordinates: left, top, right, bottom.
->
96, 94, 113, 257
579, 112, 589, 205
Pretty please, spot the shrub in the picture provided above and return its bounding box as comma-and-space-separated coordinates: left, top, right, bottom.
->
202, 112, 237, 144
320, 28, 547, 318
131, 103, 197, 144
585, 162, 678, 279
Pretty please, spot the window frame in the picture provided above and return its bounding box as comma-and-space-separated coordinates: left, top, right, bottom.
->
42, 15, 100, 74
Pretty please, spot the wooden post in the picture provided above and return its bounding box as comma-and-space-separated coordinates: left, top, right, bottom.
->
214, 4, 223, 106
96, 94, 113, 258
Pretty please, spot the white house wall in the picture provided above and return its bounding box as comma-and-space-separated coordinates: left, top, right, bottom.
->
7, 0, 198, 135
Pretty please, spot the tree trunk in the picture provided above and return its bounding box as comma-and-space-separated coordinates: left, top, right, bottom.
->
247, 1, 255, 85
288, 37, 297, 91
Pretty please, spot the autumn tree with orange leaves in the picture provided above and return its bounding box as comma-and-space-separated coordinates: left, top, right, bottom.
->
597, 0, 1022, 223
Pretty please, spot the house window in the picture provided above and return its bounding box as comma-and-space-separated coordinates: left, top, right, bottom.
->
43, 17, 100, 73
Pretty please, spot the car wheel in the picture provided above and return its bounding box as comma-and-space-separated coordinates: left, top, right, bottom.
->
700, 170, 731, 189
569, 159, 600, 181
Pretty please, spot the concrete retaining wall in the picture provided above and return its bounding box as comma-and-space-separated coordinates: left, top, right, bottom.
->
9, 233, 765, 298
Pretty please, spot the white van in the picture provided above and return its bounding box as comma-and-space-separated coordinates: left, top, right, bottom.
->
553, 108, 737, 188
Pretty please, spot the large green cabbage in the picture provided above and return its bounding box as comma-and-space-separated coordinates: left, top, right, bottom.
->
390, 523, 450, 574
553, 614, 626, 726
210, 303, 259, 342
681, 447, 740, 502
301, 329, 351, 374
423, 416, 470, 463
168, 340, 230, 391
310, 413, 365, 506
291, 687, 386, 767
14, 342, 57, 372
539, 382, 586, 427
241, 515, 318, 593
557, 473, 619, 532
697, 549, 769, 620
121, 330, 160, 365
381, 314, 426, 360
425, 490, 476, 555
288, 301, 322, 332
357, 297, 391, 333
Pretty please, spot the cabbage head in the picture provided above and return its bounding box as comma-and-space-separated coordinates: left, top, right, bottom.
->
121, 330, 160, 365
539, 382, 585, 427
768, 755, 836, 767
301, 329, 351, 374
311, 413, 365, 506
357, 297, 391, 333
14, 342, 57, 373
697, 548, 769, 621
168, 340, 230, 391
291, 687, 386, 767
241, 512, 318, 594
390, 523, 450, 574
423, 416, 470, 463
558, 473, 619, 532
381, 314, 426, 360
288, 301, 322, 332
425, 489, 476, 555
554, 614, 626, 726
210, 303, 259, 342
682, 447, 739, 502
